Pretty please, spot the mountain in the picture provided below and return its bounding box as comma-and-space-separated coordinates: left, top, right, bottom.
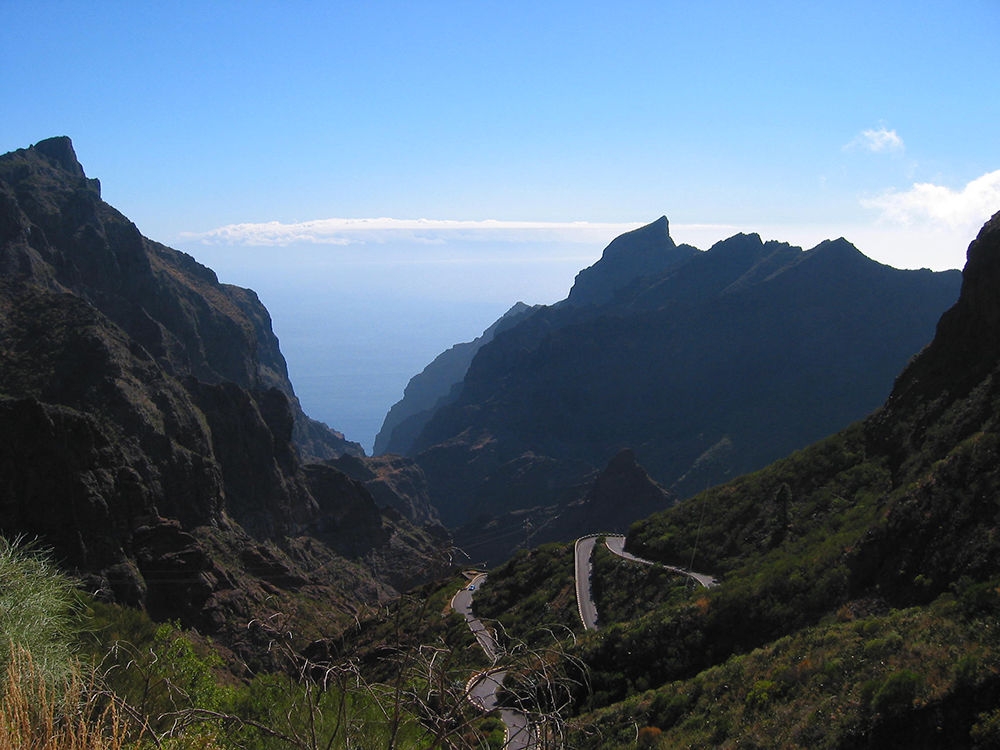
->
0, 138, 445, 650
373, 301, 538, 456
397, 218, 961, 528
475, 210, 1000, 749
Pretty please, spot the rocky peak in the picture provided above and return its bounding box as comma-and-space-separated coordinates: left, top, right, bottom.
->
584, 448, 674, 509
801, 237, 871, 267
31, 136, 87, 178
951, 211, 1000, 353
567, 216, 696, 308
707, 231, 763, 257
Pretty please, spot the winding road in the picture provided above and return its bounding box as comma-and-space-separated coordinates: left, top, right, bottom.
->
452, 533, 718, 747
452, 574, 500, 662
452, 575, 536, 750
574, 533, 718, 631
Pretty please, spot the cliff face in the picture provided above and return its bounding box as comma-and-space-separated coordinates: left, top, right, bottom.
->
0, 138, 439, 641
403, 219, 962, 528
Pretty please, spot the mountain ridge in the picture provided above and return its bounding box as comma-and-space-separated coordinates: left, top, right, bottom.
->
400, 217, 961, 529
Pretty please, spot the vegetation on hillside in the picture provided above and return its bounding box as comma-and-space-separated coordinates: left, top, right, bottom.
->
573, 589, 1000, 749
465, 309, 1000, 747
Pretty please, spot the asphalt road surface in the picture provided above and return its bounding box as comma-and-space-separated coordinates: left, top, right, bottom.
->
574, 537, 601, 630
453, 575, 537, 749
451, 574, 499, 662
604, 535, 719, 588
467, 670, 534, 750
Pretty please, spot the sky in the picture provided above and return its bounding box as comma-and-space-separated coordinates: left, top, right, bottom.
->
3, 1, 999, 450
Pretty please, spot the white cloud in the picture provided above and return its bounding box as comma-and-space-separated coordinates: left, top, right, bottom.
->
181, 217, 645, 247
862, 169, 1000, 231
845, 125, 904, 153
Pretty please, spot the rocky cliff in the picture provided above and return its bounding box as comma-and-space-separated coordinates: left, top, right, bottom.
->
0, 138, 443, 647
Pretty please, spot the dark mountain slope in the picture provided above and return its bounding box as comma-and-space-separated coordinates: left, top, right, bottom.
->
409, 222, 960, 527
620, 231, 801, 310
854, 210, 1000, 599
451, 448, 674, 567
0, 138, 442, 648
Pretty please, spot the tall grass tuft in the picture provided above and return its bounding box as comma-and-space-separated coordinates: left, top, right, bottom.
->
0, 535, 79, 691
0, 646, 125, 750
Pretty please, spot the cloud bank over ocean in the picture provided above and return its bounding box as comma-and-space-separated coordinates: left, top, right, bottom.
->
182, 218, 647, 247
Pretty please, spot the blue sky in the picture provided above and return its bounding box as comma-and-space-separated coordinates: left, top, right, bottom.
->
3, 1, 999, 257
3, 1, 999, 449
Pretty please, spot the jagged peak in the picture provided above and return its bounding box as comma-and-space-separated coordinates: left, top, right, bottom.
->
805, 236, 868, 260
31, 136, 86, 178
605, 215, 671, 251
566, 215, 689, 307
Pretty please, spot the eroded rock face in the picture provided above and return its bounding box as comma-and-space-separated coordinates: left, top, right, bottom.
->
0, 138, 436, 640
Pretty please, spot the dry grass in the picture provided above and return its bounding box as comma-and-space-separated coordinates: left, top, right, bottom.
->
0, 647, 125, 750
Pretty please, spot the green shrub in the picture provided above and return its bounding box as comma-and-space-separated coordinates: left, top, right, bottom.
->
746, 679, 779, 712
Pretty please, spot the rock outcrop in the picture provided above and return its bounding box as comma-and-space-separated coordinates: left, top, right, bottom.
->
324, 453, 441, 527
